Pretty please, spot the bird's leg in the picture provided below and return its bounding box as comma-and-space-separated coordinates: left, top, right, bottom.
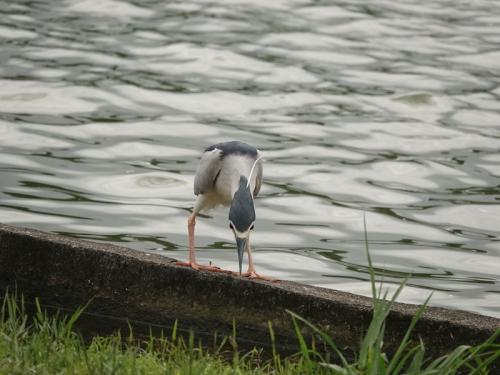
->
240, 238, 277, 282
176, 214, 230, 273
187, 213, 197, 265
246, 239, 256, 275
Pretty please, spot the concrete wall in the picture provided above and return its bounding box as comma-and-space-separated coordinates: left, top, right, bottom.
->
0, 223, 498, 360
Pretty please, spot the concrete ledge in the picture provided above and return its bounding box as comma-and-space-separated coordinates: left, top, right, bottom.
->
0, 223, 498, 360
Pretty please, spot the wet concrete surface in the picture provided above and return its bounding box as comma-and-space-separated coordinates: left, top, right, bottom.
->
0, 223, 498, 362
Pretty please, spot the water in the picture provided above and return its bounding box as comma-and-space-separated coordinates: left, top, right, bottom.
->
1, 0, 500, 318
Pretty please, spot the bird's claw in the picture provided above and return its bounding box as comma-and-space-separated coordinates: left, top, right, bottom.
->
237, 271, 278, 282
175, 261, 232, 273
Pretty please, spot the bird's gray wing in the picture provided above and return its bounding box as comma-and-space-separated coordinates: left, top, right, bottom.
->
194, 148, 223, 195
253, 158, 263, 197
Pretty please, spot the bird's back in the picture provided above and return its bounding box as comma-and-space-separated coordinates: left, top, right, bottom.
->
194, 141, 263, 204
205, 141, 259, 159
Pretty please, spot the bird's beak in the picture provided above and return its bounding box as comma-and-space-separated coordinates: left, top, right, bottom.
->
236, 237, 247, 275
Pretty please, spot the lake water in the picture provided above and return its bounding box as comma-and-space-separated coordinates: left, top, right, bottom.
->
1, 0, 499, 318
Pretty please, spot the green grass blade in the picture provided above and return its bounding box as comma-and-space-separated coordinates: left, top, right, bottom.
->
290, 313, 313, 371
363, 213, 377, 300
432, 344, 471, 373
406, 338, 426, 374
468, 346, 500, 375
268, 321, 282, 373
286, 309, 352, 373
391, 343, 426, 375
387, 293, 432, 373
448, 328, 500, 374
171, 319, 178, 342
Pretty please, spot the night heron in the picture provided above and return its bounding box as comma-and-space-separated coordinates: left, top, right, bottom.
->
177, 141, 273, 280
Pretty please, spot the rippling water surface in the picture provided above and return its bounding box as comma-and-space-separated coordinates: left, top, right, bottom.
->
1, 0, 500, 317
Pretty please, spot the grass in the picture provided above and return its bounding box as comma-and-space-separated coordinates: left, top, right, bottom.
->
0, 292, 498, 375
0, 221, 499, 374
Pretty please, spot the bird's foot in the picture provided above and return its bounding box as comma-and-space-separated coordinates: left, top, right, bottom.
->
175, 261, 232, 273
238, 271, 278, 282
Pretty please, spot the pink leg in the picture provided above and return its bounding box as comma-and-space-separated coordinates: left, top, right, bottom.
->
187, 214, 196, 265
176, 214, 231, 273
240, 238, 277, 282
246, 240, 256, 275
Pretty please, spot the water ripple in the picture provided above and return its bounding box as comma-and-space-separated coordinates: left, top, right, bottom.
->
0, 0, 499, 317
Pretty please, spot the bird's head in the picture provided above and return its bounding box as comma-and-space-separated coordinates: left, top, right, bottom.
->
229, 176, 255, 275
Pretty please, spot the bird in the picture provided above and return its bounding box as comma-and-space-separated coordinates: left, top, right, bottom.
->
176, 141, 273, 280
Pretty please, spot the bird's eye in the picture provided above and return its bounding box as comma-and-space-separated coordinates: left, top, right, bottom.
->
229, 222, 234, 229
250, 224, 255, 230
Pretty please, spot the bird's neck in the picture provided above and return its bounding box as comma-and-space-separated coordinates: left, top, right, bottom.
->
231, 175, 250, 199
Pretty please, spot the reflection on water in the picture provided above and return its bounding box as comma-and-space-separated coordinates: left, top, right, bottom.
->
1, 0, 499, 317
